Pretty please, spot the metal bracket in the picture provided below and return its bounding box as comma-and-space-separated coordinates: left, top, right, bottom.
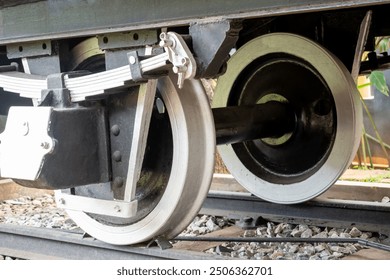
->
127, 50, 164, 82
0, 107, 55, 180
1, 106, 110, 189
128, 51, 144, 81
351, 10, 372, 80
7, 40, 52, 59
55, 191, 138, 219
189, 20, 242, 78
147, 236, 173, 250
159, 32, 196, 88
127, 32, 196, 87
52, 80, 157, 218
98, 30, 158, 50
40, 71, 90, 106
40, 73, 72, 107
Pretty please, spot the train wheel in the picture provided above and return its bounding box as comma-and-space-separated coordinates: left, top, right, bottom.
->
58, 73, 215, 243
213, 33, 362, 204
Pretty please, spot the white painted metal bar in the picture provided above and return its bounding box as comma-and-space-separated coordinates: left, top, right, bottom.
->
124, 79, 157, 202
55, 192, 137, 218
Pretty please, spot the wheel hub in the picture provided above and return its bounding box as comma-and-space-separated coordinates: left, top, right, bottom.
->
229, 54, 337, 184
213, 33, 362, 204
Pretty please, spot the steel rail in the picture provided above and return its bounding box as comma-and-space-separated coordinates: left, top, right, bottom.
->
201, 191, 390, 234
174, 236, 390, 252
0, 224, 222, 260
1, 180, 389, 259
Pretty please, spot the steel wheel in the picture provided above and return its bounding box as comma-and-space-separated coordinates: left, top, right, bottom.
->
58, 40, 215, 244
214, 33, 362, 204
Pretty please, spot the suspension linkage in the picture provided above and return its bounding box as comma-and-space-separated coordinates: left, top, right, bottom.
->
0, 32, 196, 102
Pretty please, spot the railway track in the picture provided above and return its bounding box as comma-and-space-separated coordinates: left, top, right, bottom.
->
201, 190, 390, 235
0, 222, 389, 260
0, 179, 389, 260
207, 175, 390, 234
0, 223, 222, 260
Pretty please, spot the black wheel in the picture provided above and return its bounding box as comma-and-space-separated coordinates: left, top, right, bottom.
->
214, 33, 362, 204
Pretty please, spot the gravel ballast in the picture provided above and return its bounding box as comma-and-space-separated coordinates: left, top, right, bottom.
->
181, 215, 389, 260
0, 195, 388, 260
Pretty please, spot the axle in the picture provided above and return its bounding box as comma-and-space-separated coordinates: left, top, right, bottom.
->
213, 101, 296, 145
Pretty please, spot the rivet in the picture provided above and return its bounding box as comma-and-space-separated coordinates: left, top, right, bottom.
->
111, 124, 120, 136
112, 150, 122, 162
113, 177, 124, 188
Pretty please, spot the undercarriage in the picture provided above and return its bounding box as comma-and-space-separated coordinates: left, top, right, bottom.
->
0, 0, 389, 244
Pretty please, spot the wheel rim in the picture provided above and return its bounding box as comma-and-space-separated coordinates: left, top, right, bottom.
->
214, 33, 362, 204
60, 75, 215, 245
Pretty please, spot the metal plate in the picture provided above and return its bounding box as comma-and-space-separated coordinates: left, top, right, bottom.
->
0, 0, 388, 44
7, 40, 51, 59
0, 106, 53, 180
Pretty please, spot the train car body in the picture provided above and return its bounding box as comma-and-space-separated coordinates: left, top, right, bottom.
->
0, 0, 389, 244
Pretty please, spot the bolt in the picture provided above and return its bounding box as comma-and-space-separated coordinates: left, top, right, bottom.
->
159, 33, 167, 40
159, 38, 174, 48
114, 205, 121, 212
129, 56, 136, 65
112, 150, 122, 162
172, 65, 187, 74
111, 124, 120, 136
40, 142, 50, 149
